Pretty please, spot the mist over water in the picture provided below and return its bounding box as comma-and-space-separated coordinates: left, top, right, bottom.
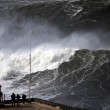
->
0, 17, 109, 96
0, 17, 109, 51
0, 16, 109, 78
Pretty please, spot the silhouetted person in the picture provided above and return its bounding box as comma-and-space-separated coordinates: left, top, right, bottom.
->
0, 85, 3, 102
11, 93, 16, 107
0, 91, 3, 102
22, 94, 26, 104
16, 94, 21, 107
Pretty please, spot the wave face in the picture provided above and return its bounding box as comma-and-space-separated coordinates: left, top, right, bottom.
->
52, 49, 110, 110
30, 50, 110, 110
0, 0, 110, 110
1, 48, 76, 93
2, 49, 110, 110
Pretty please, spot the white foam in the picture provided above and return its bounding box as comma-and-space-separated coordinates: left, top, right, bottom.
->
0, 47, 78, 79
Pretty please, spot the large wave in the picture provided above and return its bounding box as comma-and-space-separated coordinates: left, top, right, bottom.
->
2, 49, 110, 110
0, 0, 110, 110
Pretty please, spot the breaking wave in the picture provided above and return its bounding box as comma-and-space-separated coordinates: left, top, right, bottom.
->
0, 48, 77, 78
0, 0, 110, 110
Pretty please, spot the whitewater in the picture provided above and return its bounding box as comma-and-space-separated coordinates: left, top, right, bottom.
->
0, 47, 77, 96
0, 47, 77, 78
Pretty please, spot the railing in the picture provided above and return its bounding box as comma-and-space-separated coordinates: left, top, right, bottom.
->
3, 96, 89, 110
33, 98, 89, 110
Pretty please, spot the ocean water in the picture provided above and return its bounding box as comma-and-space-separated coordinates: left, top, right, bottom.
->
0, 0, 110, 110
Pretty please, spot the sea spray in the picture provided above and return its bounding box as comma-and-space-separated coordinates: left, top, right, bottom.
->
0, 47, 77, 95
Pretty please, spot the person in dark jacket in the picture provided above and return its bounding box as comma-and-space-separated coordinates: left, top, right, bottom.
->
22, 94, 26, 104
16, 94, 21, 107
0, 85, 3, 102
11, 93, 16, 107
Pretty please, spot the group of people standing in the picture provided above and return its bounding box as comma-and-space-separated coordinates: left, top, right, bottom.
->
11, 93, 26, 107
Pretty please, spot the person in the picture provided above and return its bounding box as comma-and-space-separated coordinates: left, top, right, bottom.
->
22, 94, 26, 104
0, 85, 3, 102
11, 93, 16, 107
16, 94, 21, 107
0, 91, 3, 102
